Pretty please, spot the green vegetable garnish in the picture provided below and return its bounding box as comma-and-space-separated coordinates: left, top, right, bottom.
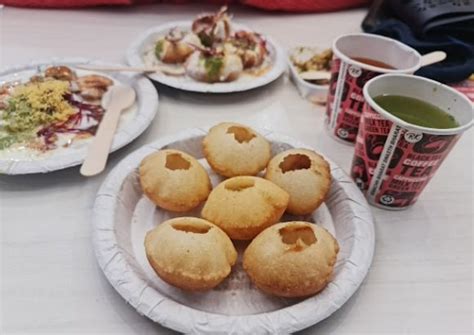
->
4, 97, 51, 133
0, 132, 32, 150
0, 135, 19, 150
155, 40, 164, 59
2, 80, 72, 134
204, 56, 223, 81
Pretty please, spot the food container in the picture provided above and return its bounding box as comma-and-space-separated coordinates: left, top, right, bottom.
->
288, 47, 330, 103
326, 33, 421, 144
351, 74, 473, 210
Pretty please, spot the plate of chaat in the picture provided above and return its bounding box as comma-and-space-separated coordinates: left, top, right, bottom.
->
0, 58, 158, 174
126, 7, 286, 93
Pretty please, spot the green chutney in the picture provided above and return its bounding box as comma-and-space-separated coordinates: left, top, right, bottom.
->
373, 94, 459, 129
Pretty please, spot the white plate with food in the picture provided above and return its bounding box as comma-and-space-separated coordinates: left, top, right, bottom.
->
126, 7, 286, 93
92, 124, 375, 334
0, 58, 158, 174
288, 47, 332, 103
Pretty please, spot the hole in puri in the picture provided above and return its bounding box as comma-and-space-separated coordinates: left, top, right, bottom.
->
225, 177, 255, 191
279, 225, 316, 249
165, 153, 191, 170
226, 126, 256, 143
279, 154, 311, 173
172, 222, 211, 234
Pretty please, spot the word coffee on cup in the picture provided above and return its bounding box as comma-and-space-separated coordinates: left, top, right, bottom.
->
351, 74, 473, 210
326, 33, 421, 144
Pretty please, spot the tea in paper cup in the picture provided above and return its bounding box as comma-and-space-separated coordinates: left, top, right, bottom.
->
351, 74, 473, 210
326, 33, 421, 144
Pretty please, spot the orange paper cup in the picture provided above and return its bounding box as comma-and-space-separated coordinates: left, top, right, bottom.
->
351, 74, 473, 210
326, 33, 421, 144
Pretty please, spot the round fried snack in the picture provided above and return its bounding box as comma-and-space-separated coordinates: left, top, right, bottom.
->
145, 217, 237, 291
139, 149, 211, 212
243, 221, 339, 298
202, 122, 271, 177
185, 51, 243, 83
225, 31, 267, 69
201, 176, 289, 240
158, 39, 194, 64
155, 31, 200, 64
264, 148, 331, 215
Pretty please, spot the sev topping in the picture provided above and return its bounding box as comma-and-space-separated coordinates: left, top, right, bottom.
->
4, 80, 74, 132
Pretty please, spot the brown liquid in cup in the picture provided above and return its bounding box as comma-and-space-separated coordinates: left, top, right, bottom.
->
351, 57, 396, 70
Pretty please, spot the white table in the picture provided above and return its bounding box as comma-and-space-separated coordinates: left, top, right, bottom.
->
1, 4, 472, 334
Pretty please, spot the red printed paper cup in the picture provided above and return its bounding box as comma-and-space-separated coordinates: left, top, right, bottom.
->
351, 74, 473, 210
326, 33, 421, 144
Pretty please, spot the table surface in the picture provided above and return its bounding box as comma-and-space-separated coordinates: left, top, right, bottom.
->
1, 4, 473, 335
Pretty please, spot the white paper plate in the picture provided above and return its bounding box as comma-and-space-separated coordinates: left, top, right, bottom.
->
92, 128, 375, 334
126, 21, 286, 93
0, 58, 159, 175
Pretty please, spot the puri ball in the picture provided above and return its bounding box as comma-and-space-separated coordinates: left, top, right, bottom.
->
203, 122, 271, 177
139, 149, 211, 212
265, 148, 331, 215
201, 176, 289, 240
145, 217, 237, 291
243, 221, 339, 298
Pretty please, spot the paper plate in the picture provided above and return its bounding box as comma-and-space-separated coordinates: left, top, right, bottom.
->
92, 128, 375, 334
0, 58, 159, 175
126, 21, 286, 93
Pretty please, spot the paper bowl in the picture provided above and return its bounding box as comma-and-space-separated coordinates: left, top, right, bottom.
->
92, 128, 375, 334
288, 47, 329, 103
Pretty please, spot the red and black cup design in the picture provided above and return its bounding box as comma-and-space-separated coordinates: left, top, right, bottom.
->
351, 74, 473, 210
326, 58, 379, 143
326, 33, 422, 144
351, 104, 460, 209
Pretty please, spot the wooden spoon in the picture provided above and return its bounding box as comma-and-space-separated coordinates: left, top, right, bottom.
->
298, 70, 331, 81
80, 85, 136, 177
420, 51, 447, 67
76, 65, 185, 76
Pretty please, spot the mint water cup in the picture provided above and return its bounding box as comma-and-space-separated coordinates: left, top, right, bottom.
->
326, 33, 421, 144
351, 74, 473, 210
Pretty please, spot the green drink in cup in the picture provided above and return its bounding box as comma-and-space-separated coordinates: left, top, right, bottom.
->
351, 74, 473, 210
373, 95, 459, 129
